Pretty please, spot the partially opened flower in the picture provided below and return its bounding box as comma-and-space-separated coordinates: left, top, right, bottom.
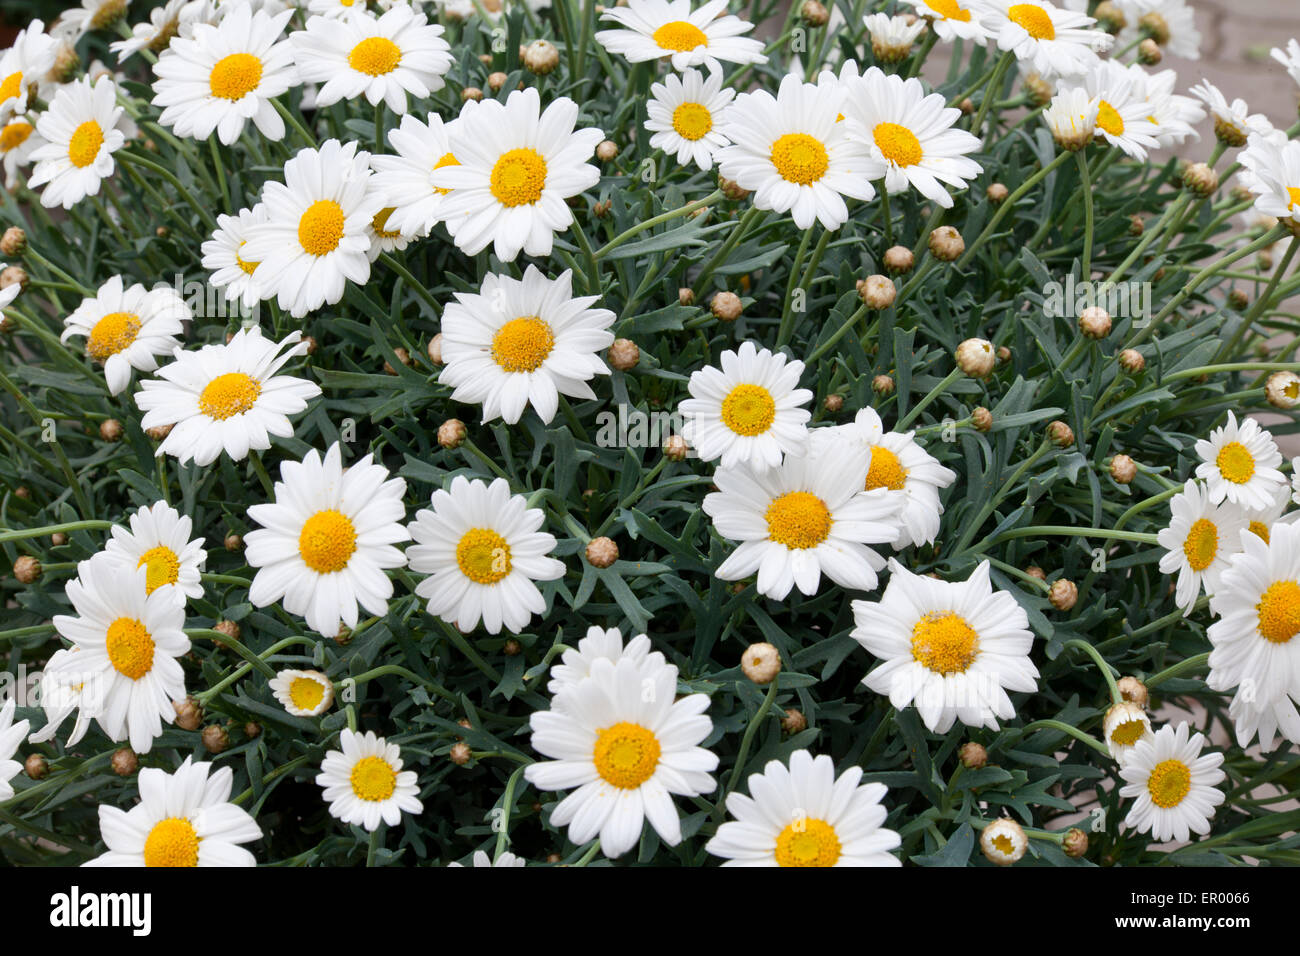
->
102, 500, 207, 605
546, 626, 665, 700
51, 0, 133, 42
27, 648, 94, 749
449, 850, 526, 867
316, 728, 424, 832
595, 0, 766, 74
1082, 60, 1160, 160
269, 669, 335, 717
905, 0, 994, 43
61, 274, 189, 395
201, 206, 269, 309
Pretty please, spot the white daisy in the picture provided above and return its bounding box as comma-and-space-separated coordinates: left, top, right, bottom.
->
0, 116, 45, 190
49, 554, 189, 754
1115, 0, 1200, 61
102, 500, 207, 606
432, 87, 603, 261
1118, 722, 1225, 843
60, 274, 189, 396
1156, 479, 1248, 614
0, 19, 58, 121
27, 647, 95, 748
678, 341, 812, 472
1238, 137, 1300, 231
244, 443, 409, 638
705, 749, 901, 867
51, 0, 132, 42
1272, 39, 1300, 91
980, 818, 1028, 864
1043, 85, 1099, 150
370, 109, 469, 238
151, 4, 298, 146
269, 668, 335, 717
27, 76, 128, 210
364, 205, 413, 259
863, 13, 926, 64
307, 0, 369, 18
449, 850, 526, 867
525, 656, 718, 859
316, 728, 424, 832
0, 699, 29, 801
1082, 60, 1159, 160
290, 5, 453, 114
110, 0, 197, 62
1103, 700, 1153, 764
405, 476, 566, 635
1193, 411, 1286, 511
1190, 80, 1267, 148
241, 138, 384, 318
546, 626, 664, 699
201, 206, 268, 309
645, 67, 734, 172
717, 74, 881, 230
0, 262, 20, 309
905, 0, 995, 43
85, 757, 263, 866
986, 0, 1111, 81
1128, 66, 1200, 150
437, 266, 615, 425
851, 558, 1040, 733
594, 0, 767, 74
702, 444, 901, 600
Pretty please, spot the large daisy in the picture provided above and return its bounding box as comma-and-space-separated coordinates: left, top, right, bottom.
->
1193, 411, 1286, 511
369, 109, 469, 238
986, 0, 1111, 81
1118, 722, 1224, 843
0, 699, 29, 801
201, 205, 268, 309
594, 0, 767, 74
61, 275, 190, 395
0, 19, 58, 121
1156, 479, 1248, 614
644, 67, 735, 172
27, 75, 128, 209
316, 728, 424, 832
102, 500, 207, 606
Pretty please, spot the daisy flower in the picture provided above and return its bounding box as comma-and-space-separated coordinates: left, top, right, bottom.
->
316, 728, 424, 832
110, 0, 199, 61
980, 818, 1028, 864
1116, 0, 1200, 61
244, 443, 409, 638
1104, 700, 1153, 764
1118, 722, 1225, 843
49, 555, 189, 754
678, 341, 813, 472
525, 656, 718, 859
26, 648, 94, 748
851, 559, 1040, 733
1238, 137, 1300, 230
27, 76, 127, 209
0, 263, 20, 310
102, 500, 207, 605
269, 668, 335, 717
644, 67, 735, 172
370, 109, 468, 238
437, 266, 615, 425
51, 0, 132, 42
151, 4, 298, 146
1190, 80, 1267, 149
1193, 411, 1286, 511
547, 626, 665, 699
135, 327, 322, 466
0, 116, 44, 189
702, 444, 901, 600
432, 87, 603, 261
406, 476, 566, 634
86, 757, 263, 866
716, 74, 881, 231
1156, 479, 1248, 614
705, 749, 901, 867
61, 275, 189, 396
986, 0, 1111, 81
201, 206, 268, 309
0, 699, 30, 801
290, 5, 453, 114
594, 0, 767, 74
905, 0, 994, 43
1272, 39, 1300, 91
307, 0, 369, 18
365, 206, 413, 259
1082, 60, 1159, 160
1043, 85, 1098, 151
0, 19, 58, 120
1132, 66, 1201, 150
863, 13, 926, 64
449, 850, 526, 867
241, 139, 384, 318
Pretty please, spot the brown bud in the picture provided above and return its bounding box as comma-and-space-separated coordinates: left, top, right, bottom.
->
24, 753, 47, 780
1023, 72, 1053, 108
718, 175, 750, 201
0, 226, 26, 256
711, 291, 743, 321
224, 533, 244, 552
301, 334, 318, 356
678, 287, 695, 306
50, 533, 67, 547
996, 346, 1011, 364
13, 555, 40, 584
1228, 288, 1249, 310
1117, 676, 1149, 709
13, 487, 29, 499
585, 536, 619, 568
971, 406, 992, 432
801, 0, 829, 26
741, 642, 781, 684
111, 748, 139, 776
1079, 305, 1111, 339
823, 393, 844, 413
1048, 420, 1074, 447
1063, 827, 1089, 858
781, 708, 807, 734
1138, 10, 1170, 44
461, 86, 484, 103
173, 696, 203, 731
1137, 37, 1162, 65
438, 418, 467, 450
859, 274, 896, 310
383, 346, 412, 375
450, 741, 472, 766
956, 338, 996, 378
1049, 578, 1078, 611
1025, 565, 1046, 580
1109, 454, 1136, 484
1118, 348, 1145, 374
201, 724, 229, 754
504, 638, 522, 656
958, 97, 975, 115
928, 226, 965, 262
145, 423, 173, 441
596, 140, 619, 162
244, 722, 262, 739
959, 742, 987, 769
213, 619, 241, 644
1182, 161, 1218, 197
592, 198, 612, 218
1094, 1, 1126, 31
986, 183, 1009, 204
99, 419, 124, 442
523, 39, 559, 75
663, 434, 689, 461
335, 624, 353, 646
872, 374, 895, 396
883, 245, 914, 275
0, 265, 27, 295
608, 338, 639, 371
426, 333, 444, 366
487, 71, 508, 92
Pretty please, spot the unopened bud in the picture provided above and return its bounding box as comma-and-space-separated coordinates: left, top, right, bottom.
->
872, 374, 895, 396
13, 555, 40, 584
1109, 454, 1136, 484
173, 696, 203, 731
202, 724, 229, 754
741, 642, 781, 684
585, 536, 618, 568
781, 708, 807, 733
1025, 565, 1046, 580
971, 406, 992, 431
24, 753, 47, 780
1049, 578, 1078, 611
883, 245, 914, 274
1118, 676, 1149, 708
145, 423, 173, 441
111, 747, 139, 776
1182, 161, 1218, 197
523, 39, 559, 75
1048, 420, 1074, 447
956, 338, 996, 378
0, 227, 26, 256
461, 86, 484, 102
426, 332, 444, 365
99, 419, 124, 442
986, 183, 1009, 204
678, 287, 695, 306
800, 0, 829, 26
959, 742, 987, 769
663, 434, 689, 461
718, 176, 749, 201
224, 533, 244, 552
711, 291, 743, 321
487, 71, 508, 92
450, 741, 472, 765
823, 393, 844, 413
928, 226, 964, 262
1063, 827, 1089, 858
596, 139, 619, 162
1079, 305, 1111, 339
438, 418, 467, 450
608, 338, 639, 371
1118, 348, 1145, 374
1137, 37, 1162, 65
859, 274, 896, 310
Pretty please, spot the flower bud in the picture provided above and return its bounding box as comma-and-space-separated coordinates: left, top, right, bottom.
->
224, 533, 244, 552
986, 183, 1009, 204
0, 227, 26, 256
596, 139, 619, 162
1267, 371, 1300, 409
202, 724, 229, 754
1104, 700, 1153, 760
663, 434, 689, 461
487, 71, 508, 92
173, 696, 203, 731
1118, 676, 1149, 708
244, 722, 262, 739
981, 818, 1027, 865
146, 423, 173, 441
1023, 72, 1053, 108
608, 338, 640, 371
928, 226, 964, 262
1182, 161, 1218, 197
51, 532, 68, 547
781, 708, 807, 733
800, 0, 829, 26
13, 555, 40, 584
585, 536, 619, 568
334, 624, 353, 646
1049, 578, 1078, 611
1079, 305, 1111, 339
213, 619, 241, 645
1137, 37, 1162, 65
0, 264, 28, 292
461, 86, 484, 103
383, 346, 412, 375
859, 274, 896, 310
959, 741, 987, 769
1118, 348, 1145, 374
823, 393, 844, 413
718, 175, 750, 201
1025, 565, 1046, 580
956, 338, 996, 378
1094, 1, 1126, 31
741, 642, 781, 684
872, 374, 895, 396
99, 419, 124, 442
958, 97, 974, 115
24, 753, 47, 780
426, 332, 444, 365
1138, 11, 1170, 44
1228, 288, 1249, 310
711, 291, 743, 321
592, 198, 612, 218
883, 245, 914, 274
1063, 827, 1089, 858
1109, 454, 1136, 484
111, 748, 139, 776
438, 418, 467, 450
524, 39, 559, 75
1048, 420, 1074, 447
678, 286, 695, 306
971, 406, 992, 432
504, 638, 522, 656
450, 741, 472, 766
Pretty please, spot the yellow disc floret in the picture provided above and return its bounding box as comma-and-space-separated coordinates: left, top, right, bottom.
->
350, 755, 397, 801
765, 491, 833, 550
1008, 3, 1055, 40
208, 53, 263, 100
1181, 518, 1218, 572
652, 20, 708, 52
68, 120, 104, 169
455, 528, 512, 584
1215, 441, 1255, 485
198, 372, 262, 420
86, 311, 142, 362
136, 545, 181, 594
298, 509, 357, 574
672, 102, 713, 141
143, 817, 200, 867
298, 199, 346, 256
873, 122, 922, 167
770, 132, 829, 185
720, 384, 776, 436
1146, 758, 1191, 809
592, 721, 661, 789
106, 616, 156, 680
491, 316, 555, 372
489, 148, 548, 207
775, 817, 841, 867
348, 37, 402, 76
864, 445, 908, 491
910, 611, 979, 675
1257, 580, 1300, 644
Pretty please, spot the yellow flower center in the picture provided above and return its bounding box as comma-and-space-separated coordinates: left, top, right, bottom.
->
208, 52, 263, 100
489, 147, 548, 207
136, 545, 180, 594
1096, 100, 1125, 137
348, 36, 402, 76
1181, 518, 1218, 572
68, 120, 105, 169
86, 310, 141, 362
371, 207, 402, 239
990, 833, 1016, 855
770, 132, 829, 185
350, 755, 397, 801
455, 528, 512, 584
298, 199, 346, 256
1257, 580, 1300, 644
926, 0, 972, 21
910, 611, 979, 675
105, 616, 155, 680
0, 71, 22, 105
873, 122, 922, 167
720, 383, 776, 436
672, 102, 713, 141
864, 445, 908, 491
432, 151, 459, 195
198, 372, 262, 420
1215, 441, 1255, 484
298, 509, 357, 574
491, 316, 554, 372
235, 241, 259, 276
652, 20, 708, 52
1109, 718, 1147, 747
592, 721, 661, 789
1008, 3, 1055, 40
775, 817, 841, 867
1288, 186, 1300, 212
1146, 758, 1191, 809
765, 491, 832, 550
142, 817, 199, 867
1248, 520, 1270, 543
0, 120, 32, 152
289, 676, 326, 711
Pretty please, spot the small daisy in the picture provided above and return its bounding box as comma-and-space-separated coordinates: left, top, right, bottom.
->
201, 206, 269, 309
1043, 85, 1098, 151
716, 74, 881, 231
0, 699, 30, 801
645, 67, 734, 172
151, 4, 298, 146
986, 0, 1111, 81
406, 476, 566, 634
905, 0, 994, 43
705, 749, 901, 867
0, 116, 45, 189
61, 275, 189, 396
547, 626, 664, 699
1104, 700, 1154, 764
1116, 0, 1200, 62
1082, 60, 1159, 160
1190, 80, 1268, 148
1238, 137, 1300, 230
851, 559, 1040, 733
702, 444, 901, 600
290, 5, 453, 114
525, 656, 717, 859
449, 850, 526, 867
437, 266, 615, 425
307, 0, 369, 18
27, 76, 128, 209
1193, 411, 1286, 511
27, 647, 94, 748
678, 341, 813, 472
1134, 67, 1201, 150
110, 0, 198, 62
49, 555, 189, 754
1272, 39, 1300, 91
1155, 479, 1248, 614
51, 0, 132, 41
269, 668, 335, 717
432, 88, 603, 261
1118, 722, 1225, 843
0, 19, 58, 120
316, 728, 424, 832
863, 13, 926, 64
594, 0, 767, 74
979, 818, 1028, 864
241, 139, 384, 318
370, 109, 469, 238
244, 443, 409, 638
102, 500, 207, 605
365, 205, 413, 258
